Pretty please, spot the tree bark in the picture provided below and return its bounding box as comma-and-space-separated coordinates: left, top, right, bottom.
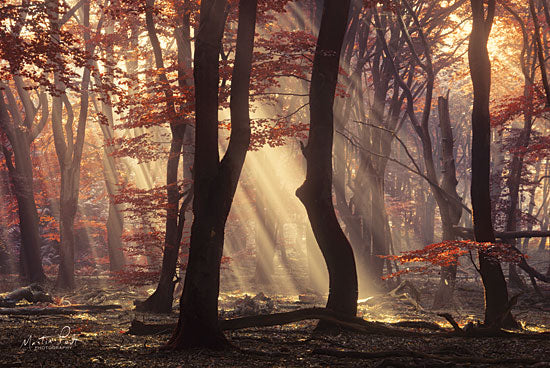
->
296, 0, 358, 320
468, 0, 517, 328
167, 0, 257, 350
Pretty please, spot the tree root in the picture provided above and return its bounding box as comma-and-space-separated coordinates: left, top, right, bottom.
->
128, 307, 438, 336
128, 307, 550, 340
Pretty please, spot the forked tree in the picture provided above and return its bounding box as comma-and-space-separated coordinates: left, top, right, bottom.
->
166, 0, 257, 349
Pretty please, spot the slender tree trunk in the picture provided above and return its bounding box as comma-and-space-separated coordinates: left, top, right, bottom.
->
135, 0, 192, 313
468, 0, 517, 328
102, 135, 125, 271
167, 0, 257, 349
530, 0, 550, 106
433, 94, 463, 308
296, 0, 357, 320
93, 22, 125, 272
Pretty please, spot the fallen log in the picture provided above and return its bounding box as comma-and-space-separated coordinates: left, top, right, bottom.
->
0, 284, 53, 307
454, 227, 550, 239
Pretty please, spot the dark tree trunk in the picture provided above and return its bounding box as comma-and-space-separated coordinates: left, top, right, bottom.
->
468, 0, 517, 328
135, 0, 192, 314
296, 0, 358, 319
529, 0, 550, 106
167, 0, 257, 350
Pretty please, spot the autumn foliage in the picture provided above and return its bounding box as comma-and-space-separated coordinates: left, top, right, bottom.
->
382, 240, 524, 279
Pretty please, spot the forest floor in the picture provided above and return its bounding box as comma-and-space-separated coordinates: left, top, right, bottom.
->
0, 269, 549, 367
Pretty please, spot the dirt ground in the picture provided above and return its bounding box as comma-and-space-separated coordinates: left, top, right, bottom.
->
0, 272, 549, 368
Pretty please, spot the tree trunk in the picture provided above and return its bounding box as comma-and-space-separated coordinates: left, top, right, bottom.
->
93, 22, 125, 272
433, 94, 463, 308
468, 0, 517, 328
50, 0, 96, 290
167, 0, 256, 350
134, 0, 192, 314
4, 145, 46, 283
57, 184, 77, 290
296, 0, 357, 319
0, 91, 46, 283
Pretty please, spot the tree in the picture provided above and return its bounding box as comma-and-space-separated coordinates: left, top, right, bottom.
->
91, 19, 126, 272
0, 86, 47, 283
0, 1, 71, 283
468, 0, 517, 328
167, 0, 257, 349
48, 0, 102, 289
296, 0, 358, 320
134, 0, 193, 313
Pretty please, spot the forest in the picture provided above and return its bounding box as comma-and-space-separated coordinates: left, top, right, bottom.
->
0, 0, 550, 366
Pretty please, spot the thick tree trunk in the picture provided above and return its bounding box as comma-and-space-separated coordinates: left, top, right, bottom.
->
167, 0, 256, 350
7, 150, 46, 283
296, 0, 357, 319
0, 93, 46, 283
468, 0, 517, 328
